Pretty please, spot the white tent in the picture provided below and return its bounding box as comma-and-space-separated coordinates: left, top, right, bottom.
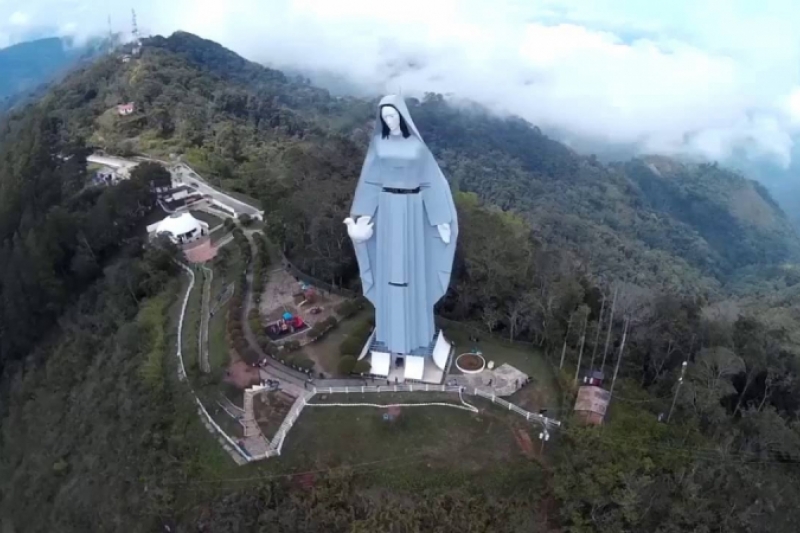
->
151, 212, 208, 244
404, 355, 425, 381
370, 351, 391, 377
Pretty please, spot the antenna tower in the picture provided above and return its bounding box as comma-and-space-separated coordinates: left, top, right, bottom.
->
131, 9, 139, 41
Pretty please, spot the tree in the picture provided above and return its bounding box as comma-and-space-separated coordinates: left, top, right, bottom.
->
130, 161, 171, 192
338, 355, 356, 375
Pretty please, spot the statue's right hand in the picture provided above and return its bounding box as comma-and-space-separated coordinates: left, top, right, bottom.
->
344, 216, 374, 243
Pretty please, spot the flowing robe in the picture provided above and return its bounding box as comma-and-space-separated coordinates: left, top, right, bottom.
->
350, 98, 458, 355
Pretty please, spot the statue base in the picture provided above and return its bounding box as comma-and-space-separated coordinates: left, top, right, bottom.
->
357, 330, 452, 384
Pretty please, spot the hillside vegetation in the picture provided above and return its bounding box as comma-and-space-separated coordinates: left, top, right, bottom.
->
1, 31, 800, 532
35, 31, 800, 298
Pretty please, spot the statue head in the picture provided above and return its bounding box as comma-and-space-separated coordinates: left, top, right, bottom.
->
380, 105, 410, 139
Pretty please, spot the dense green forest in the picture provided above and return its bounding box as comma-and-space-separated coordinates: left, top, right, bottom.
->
1, 31, 800, 531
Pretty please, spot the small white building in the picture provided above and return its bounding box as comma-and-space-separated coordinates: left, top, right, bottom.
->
147, 212, 209, 245
117, 102, 135, 116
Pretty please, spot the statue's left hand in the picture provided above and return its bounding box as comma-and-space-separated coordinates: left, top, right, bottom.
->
344, 216, 374, 243
437, 223, 451, 244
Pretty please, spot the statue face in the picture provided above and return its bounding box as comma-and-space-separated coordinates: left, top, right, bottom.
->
381, 106, 401, 135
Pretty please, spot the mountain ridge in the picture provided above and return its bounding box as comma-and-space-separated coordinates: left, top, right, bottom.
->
16, 30, 800, 297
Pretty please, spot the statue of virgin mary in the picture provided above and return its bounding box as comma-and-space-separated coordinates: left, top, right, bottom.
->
344, 95, 458, 356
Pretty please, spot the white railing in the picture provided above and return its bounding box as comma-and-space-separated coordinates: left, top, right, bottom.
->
269, 393, 310, 454
244, 385, 562, 463
309, 384, 561, 429
209, 198, 237, 217
176, 263, 251, 463
175, 263, 193, 382
472, 388, 561, 428
177, 262, 560, 466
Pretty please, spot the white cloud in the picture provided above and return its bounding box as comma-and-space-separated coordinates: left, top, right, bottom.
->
2, 0, 800, 167
9, 11, 29, 26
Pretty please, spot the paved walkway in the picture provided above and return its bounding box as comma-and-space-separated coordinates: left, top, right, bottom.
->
450, 364, 529, 397
199, 266, 212, 373
238, 230, 367, 391
241, 387, 271, 457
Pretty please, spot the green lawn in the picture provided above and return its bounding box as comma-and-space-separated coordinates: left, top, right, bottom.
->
270, 393, 547, 493
442, 323, 562, 414
207, 244, 243, 374
181, 264, 203, 377
162, 276, 237, 478
304, 308, 373, 376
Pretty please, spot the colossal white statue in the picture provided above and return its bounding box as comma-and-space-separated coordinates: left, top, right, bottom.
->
344, 95, 458, 362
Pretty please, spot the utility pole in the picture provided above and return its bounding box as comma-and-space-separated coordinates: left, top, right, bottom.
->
600, 287, 618, 371
588, 293, 606, 372
574, 311, 589, 385
608, 317, 629, 396
559, 313, 574, 369
667, 361, 689, 423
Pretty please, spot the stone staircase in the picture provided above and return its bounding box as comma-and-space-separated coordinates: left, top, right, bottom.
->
242, 388, 263, 439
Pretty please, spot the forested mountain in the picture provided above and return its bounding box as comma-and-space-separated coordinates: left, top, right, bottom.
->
0, 36, 112, 112
36, 31, 799, 298
1, 30, 800, 532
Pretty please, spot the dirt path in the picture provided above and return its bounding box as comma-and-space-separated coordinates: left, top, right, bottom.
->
513, 428, 535, 458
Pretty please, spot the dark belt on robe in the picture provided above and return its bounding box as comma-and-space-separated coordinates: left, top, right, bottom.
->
382, 187, 421, 194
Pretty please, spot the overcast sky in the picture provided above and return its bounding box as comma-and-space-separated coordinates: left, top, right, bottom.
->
4, 0, 800, 166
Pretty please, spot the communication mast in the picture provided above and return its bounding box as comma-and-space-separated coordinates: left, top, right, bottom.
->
131, 9, 139, 41
131, 9, 142, 56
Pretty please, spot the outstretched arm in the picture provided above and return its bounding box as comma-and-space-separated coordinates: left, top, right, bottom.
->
421, 151, 455, 243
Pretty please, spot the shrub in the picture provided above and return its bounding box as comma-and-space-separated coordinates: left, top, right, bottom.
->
290, 355, 314, 372
234, 340, 249, 356
351, 320, 373, 342
308, 323, 326, 340
242, 347, 260, 364
283, 340, 301, 353
238, 213, 253, 226
334, 300, 358, 318
323, 316, 338, 329
262, 341, 278, 356
338, 355, 356, 375
339, 336, 364, 357
352, 360, 371, 375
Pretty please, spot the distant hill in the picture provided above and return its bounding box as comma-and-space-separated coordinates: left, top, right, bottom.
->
11, 30, 800, 297
0, 36, 111, 111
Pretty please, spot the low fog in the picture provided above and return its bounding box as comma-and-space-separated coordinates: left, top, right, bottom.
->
4, 0, 800, 175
